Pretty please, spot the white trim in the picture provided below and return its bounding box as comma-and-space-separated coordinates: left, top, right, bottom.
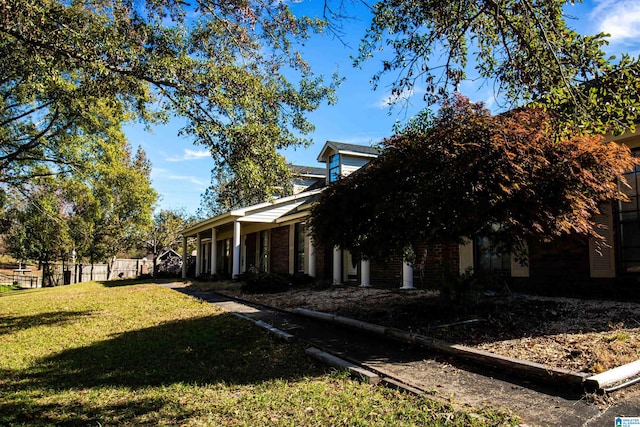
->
360, 259, 371, 287
590, 203, 616, 278
232, 221, 241, 278
195, 232, 202, 277
181, 188, 323, 237
337, 150, 378, 158
210, 228, 217, 275
308, 231, 316, 277
276, 211, 310, 224
510, 241, 530, 278
401, 260, 414, 289
181, 237, 187, 279
332, 247, 342, 284
458, 239, 474, 274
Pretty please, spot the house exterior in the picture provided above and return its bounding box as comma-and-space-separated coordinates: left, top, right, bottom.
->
181, 132, 640, 293
180, 141, 383, 285
510, 128, 640, 295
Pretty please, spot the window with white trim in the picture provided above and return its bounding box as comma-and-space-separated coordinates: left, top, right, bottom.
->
618, 148, 640, 273
329, 153, 340, 182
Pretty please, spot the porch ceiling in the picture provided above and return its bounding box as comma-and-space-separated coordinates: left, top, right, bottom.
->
180, 188, 323, 238
238, 200, 307, 223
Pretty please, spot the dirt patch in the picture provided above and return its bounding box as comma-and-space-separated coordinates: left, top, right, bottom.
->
221, 286, 640, 374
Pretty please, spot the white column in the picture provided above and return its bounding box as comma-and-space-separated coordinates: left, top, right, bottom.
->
308, 234, 316, 278
232, 220, 241, 279
195, 232, 202, 277
401, 259, 414, 289
360, 259, 370, 288
181, 237, 187, 279
210, 227, 217, 276
332, 246, 342, 284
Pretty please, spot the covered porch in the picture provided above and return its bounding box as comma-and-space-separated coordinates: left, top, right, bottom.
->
180, 189, 325, 280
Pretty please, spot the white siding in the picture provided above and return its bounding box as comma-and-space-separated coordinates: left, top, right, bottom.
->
589, 203, 616, 278
510, 242, 529, 278
239, 201, 306, 223
341, 155, 370, 177
458, 239, 474, 274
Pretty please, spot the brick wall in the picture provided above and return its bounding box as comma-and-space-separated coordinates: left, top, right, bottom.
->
529, 235, 590, 280
368, 243, 459, 289
270, 225, 290, 274
414, 243, 460, 288
512, 235, 595, 296
313, 242, 328, 281
370, 255, 402, 287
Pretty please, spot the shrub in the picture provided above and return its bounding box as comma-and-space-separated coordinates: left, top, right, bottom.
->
240, 269, 290, 294
290, 272, 315, 287
440, 267, 510, 305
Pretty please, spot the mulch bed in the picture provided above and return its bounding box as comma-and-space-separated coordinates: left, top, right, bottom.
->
222, 286, 640, 374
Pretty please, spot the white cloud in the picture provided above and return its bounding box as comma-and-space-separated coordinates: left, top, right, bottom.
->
165, 148, 211, 162
592, 0, 640, 41
167, 175, 208, 189
151, 167, 167, 174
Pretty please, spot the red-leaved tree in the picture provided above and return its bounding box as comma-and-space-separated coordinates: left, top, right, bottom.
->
310, 95, 636, 262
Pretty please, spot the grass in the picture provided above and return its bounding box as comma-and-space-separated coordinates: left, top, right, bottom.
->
0, 282, 518, 426
0, 284, 18, 293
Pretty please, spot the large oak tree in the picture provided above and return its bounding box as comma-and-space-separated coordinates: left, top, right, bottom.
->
0, 0, 338, 207
4, 0, 639, 216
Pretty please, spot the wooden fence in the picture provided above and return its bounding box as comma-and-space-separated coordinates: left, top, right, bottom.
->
16, 259, 152, 288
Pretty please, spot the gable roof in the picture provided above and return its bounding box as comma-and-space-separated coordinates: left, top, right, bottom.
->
181, 188, 323, 237
159, 248, 181, 260
316, 141, 380, 163
289, 164, 326, 178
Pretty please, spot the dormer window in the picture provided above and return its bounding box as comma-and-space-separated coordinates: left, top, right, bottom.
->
329, 153, 341, 182
317, 141, 380, 184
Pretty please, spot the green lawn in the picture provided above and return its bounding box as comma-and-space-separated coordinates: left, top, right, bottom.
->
0, 281, 518, 426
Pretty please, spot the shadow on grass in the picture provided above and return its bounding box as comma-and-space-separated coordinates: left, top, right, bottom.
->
0, 311, 95, 336
0, 394, 187, 427
28, 313, 321, 388
97, 278, 175, 288
0, 312, 325, 425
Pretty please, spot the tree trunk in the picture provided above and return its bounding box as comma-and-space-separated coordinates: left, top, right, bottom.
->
42, 262, 50, 287
106, 259, 112, 280
152, 254, 158, 278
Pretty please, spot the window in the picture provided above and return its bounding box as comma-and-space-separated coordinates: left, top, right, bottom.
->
329, 153, 340, 182
618, 148, 640, 273
218, 238, 232, 277
294, 222, 306, 273
259, 230, 269, 272
474, 236, 511, 274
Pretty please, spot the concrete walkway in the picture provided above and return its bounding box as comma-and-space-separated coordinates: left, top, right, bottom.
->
165, 284, 640, 426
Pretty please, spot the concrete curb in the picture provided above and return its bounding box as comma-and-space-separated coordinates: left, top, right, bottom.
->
231, 312, 295, 342
585, 360, 640, 392
305, 347, 381, 384
180, 287, 640, 397
294, 307, 589, 389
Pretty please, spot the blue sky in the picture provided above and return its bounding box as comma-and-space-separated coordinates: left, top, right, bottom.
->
126, 0, 640, 215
